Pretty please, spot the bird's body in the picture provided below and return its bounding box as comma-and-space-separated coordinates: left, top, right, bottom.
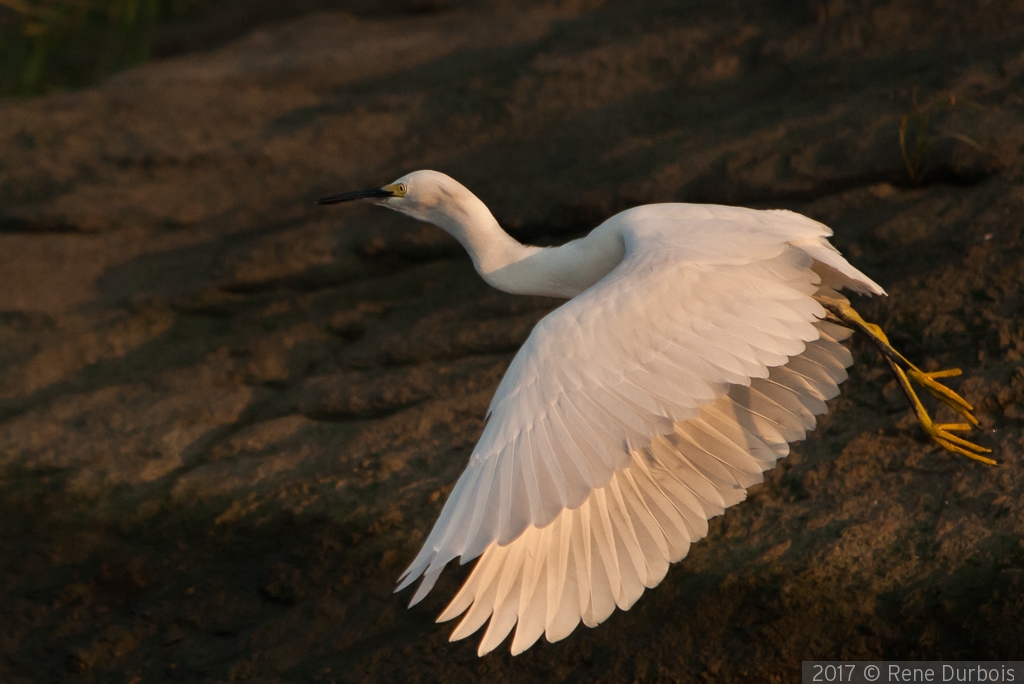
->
318, 170, 989, 656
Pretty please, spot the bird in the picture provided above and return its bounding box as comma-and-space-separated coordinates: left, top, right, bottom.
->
318, 170, 991, 656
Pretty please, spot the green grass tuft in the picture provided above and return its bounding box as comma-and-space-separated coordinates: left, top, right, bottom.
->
898, 89, 990, 186
0, 0, 209, 96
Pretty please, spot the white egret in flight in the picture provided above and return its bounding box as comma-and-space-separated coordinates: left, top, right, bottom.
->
319, 170, 991, 656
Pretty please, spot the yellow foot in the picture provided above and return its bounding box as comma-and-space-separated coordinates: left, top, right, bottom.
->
817, 296, 994, 465
890, 360, 993, 463
919, 418, 995, 465
906, 367, 978, 426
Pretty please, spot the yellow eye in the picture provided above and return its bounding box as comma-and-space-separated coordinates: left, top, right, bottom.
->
397, 183, 408, 195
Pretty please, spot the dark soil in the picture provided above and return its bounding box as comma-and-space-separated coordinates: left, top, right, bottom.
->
2, 1, 1024, 682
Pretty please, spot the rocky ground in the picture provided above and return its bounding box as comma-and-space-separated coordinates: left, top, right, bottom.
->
1, 1, 1024, 682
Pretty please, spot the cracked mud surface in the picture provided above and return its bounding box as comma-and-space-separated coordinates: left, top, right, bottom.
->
2, 1, 1024, 682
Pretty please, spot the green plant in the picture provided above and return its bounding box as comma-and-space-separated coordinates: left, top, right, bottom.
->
898, 89, 990, 185
0, 0, 206, 96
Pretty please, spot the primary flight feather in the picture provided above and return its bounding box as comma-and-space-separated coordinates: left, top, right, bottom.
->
318, 169, 990, 656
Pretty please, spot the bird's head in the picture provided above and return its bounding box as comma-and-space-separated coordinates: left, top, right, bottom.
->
317, 169, 479, 228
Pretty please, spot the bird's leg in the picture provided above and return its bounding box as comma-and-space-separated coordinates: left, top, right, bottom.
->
816, 296, 995, 465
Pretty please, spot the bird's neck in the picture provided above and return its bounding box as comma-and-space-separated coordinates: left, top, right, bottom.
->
432, 196, 624, 299
430, 197, 540, 286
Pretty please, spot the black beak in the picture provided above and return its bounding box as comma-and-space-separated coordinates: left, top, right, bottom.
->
316, 187, 396, 205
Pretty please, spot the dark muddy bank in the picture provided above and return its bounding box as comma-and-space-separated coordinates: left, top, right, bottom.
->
1, 1, 1024, 682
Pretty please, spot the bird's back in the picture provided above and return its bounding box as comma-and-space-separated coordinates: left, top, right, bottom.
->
605, 203, 882, 295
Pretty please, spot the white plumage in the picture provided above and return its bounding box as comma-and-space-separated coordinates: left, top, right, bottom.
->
318, 170, 884, 656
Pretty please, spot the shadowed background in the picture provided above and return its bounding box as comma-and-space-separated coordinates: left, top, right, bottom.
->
1, 1, 1024, 682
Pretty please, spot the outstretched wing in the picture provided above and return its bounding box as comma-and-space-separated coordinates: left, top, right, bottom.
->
397, 204, 882, 653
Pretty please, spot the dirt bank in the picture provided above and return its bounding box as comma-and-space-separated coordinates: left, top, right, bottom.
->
1, 1, 1024, 682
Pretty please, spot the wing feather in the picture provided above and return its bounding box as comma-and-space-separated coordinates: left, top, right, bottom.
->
456, 456, 502, 564
591, 488, 624, 604
605, 486, 646, 609
606, 476, 651, 588
621, 469, 672, 564
630, 462, 692, 561
674, 423, 761, 488
580, 501, 611, 626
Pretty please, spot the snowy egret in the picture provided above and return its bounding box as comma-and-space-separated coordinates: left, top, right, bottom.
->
319, 170, 991, 656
